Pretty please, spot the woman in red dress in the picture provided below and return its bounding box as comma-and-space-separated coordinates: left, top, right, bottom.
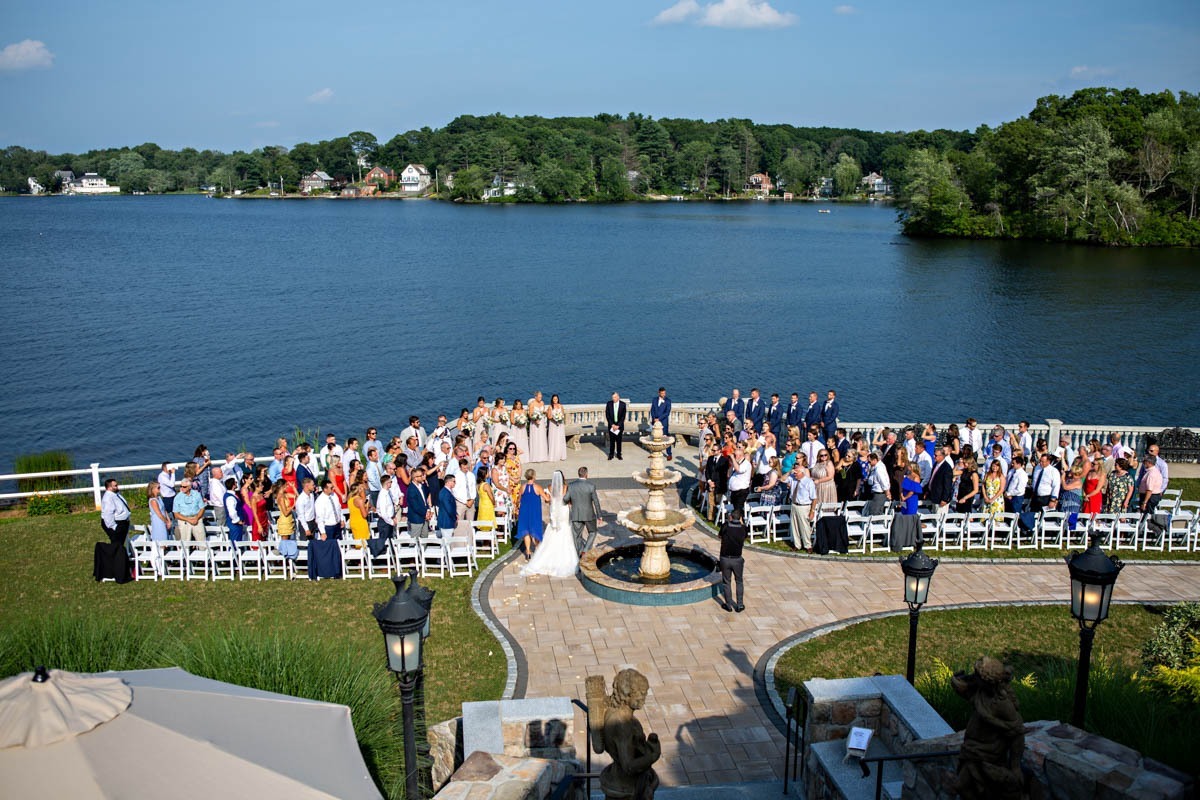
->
1081, 461, 1106, 519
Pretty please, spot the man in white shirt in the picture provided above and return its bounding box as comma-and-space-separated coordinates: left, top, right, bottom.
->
916, 447, 933, 486
295, 477, 318, 539
314, 480, 343, 540
785, 464, 817, 551
100, 478, 132, 541
1005, 455, 1029, 519
903, 428, 918, 461
376, 473, 400, 539
1053, 436, 1076, 469
209, 467, 226, 529
320, 434, 343, 473
450, 457, 477, 534
963, 418, 984, 454
365, 448, 383, 506
866, 453, 891, 516
1017, 421, 1034, 457
800, 427, 822, 471
342, 437, 361, 482
727, 444, 752, 513
427, 416, 452, 454
1029, 454, 1061, 513
753, 434, 777, 489
157, 463, 177, 514
399, 416, 427, 451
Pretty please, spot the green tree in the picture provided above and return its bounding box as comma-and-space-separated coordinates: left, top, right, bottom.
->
899, 149, 977, 236
675, 140, 714, 192
1033, 117, 1122, 239
597, 156, 629, 201
1172, 144, 1200, 220
833, 153, 861, 197
449, 165, 485, 201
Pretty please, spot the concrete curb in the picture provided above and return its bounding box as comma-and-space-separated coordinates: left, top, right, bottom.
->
470, 547, 527, 700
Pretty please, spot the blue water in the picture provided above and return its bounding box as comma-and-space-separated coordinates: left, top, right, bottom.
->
1, 195, 1197, 469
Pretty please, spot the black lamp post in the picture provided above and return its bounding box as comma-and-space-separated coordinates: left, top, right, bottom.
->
1065, 533, 1123, 728
899, 545, 939, 684
374, 571, 432, 800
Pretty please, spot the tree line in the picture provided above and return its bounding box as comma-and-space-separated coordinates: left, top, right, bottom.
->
3, 87, 1197, 245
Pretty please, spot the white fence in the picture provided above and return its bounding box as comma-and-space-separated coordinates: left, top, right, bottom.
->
1, 403, 1194, 508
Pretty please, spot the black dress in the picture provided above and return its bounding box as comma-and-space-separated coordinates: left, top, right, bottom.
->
93, 519, 131, 583
956, 472, 978, 513
834, 462, 860, 503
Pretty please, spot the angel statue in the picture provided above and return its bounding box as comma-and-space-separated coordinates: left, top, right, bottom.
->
585, 669, 661, 800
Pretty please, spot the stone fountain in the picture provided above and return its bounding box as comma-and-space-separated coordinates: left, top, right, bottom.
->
617, 420, 695, 580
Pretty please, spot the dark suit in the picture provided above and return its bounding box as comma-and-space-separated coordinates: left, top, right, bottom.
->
406, 482, 431, 535
723, 396, 745, 424
437, 486, 458, 532
746, 398, 764, 433
766, 403, 784, 439
803, 402, 821, 432
926, 461, 954, 506
786, 402, 803, 431
605, 400, 627, 458
651, 395, 672, 457
565, 479, 603, 551
295, 463, 315, 490
821, 400, 840, 439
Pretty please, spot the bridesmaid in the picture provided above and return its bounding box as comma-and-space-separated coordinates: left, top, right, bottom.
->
547, 393, 568, 462
490, 397, 510, 444
510, 400, 530, 463
527, 391, 549, 463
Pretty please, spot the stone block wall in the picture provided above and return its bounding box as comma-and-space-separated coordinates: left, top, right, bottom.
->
432, 751, 583, 800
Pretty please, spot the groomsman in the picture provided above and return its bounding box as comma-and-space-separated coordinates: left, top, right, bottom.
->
722, 389, 745, 425
803, 391, 822, 433
766, 393, 784, 442
821, 390, 840, 440
605, 392, 627, 460
650, 386, 673, 460
437, 474, 459, 539
786, 393, 803, 433
745, 388, 764, 433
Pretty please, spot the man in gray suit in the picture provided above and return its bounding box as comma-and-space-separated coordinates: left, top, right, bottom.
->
565, 466, 603, 552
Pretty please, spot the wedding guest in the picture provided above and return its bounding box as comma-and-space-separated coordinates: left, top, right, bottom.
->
1082, 458, 1106, 520
899, 465, 923, 516
406, 467, 434, 538
376, 473, 400, 540
349, 481, 371, 547
1104, 458, 1135, 513
954, 455, 979, 514
173, 477, 206, 543
475, 466, 497, 532
399, 416, 427, 451
268, 447, 284, 482
209, 466, 226, 529
296, 450, 316, 489
1060, 460, 1084, 530
1138, 454, 1164, 522
927, 448, 955, 519
718, 509, 748, 612
157, 462, 177, 514
147, 481, 171, 541
451, 457, 477, 535
982, 459, 1005, 520
865, 452, 891, 516
311, 480, 343, 579
362, 427, 383, 460
727, 442, 752, 513
516, 469, 548, 559
785, 463, 817, 552
251, 476, 270, 540
95, 479, 132, 583
1005, 455, 1028, 519
273, 480, 298, 562
224, 477, 246, 542
365, 448, 383, 506
1029, 453, 1061, 514
192, 444, 212, 499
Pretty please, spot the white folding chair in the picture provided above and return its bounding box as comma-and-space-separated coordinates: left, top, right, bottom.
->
132, 540, 159, 581
204, 524, 226, 541
131, 524, 150, 542
746, 507, 770, 544
262, 541, 289, 580
1088, 514, 1118, 547
1161, 488, 1182, 514
768, 505, 791, 543
918, 514, 940, 549
367, 540, 394, 579
393, 534, 420, 572
157, 541, 185, 580
183, 541, 210, 580
209, 539, 238, 580
339, 540, 367, 579
1168, 504, 1199, 552
964, 513, 990, 550
235, 541, 263, 580
1114, 514, 1143, 551
293, 539, 309, 578
447, 536, 476, 577
990, 513, 1018, 549
714, 496, 731, 526
843, 500, 868, 518
419, 535, 446, 578
472, 521, 499, 559
939, 513, 965, 550
1038, 512, 1067, 549
866, 511, 892, 552
816, 501, 841, 521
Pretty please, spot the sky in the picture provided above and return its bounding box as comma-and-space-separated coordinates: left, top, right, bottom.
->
1, 0, 1198, 153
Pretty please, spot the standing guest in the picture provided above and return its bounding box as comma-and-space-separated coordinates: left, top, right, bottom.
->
915, 442, 934, 486
1104, 459, 1135, 513
899, 465, 923, 515
273, 480, 298, 563
745, 388, 764, 433
780, 436, 799, 474
832, 448, 860, 503
800, 427, 823, 473
251, 477, 270, 541
786, 393, 803, 434
1146, 442, 1170, 491
922, 424, 939, 460
984, 443, 1008, 476
943, 425, 962, 459
723, 389, 745, 426
811, 448, 838, 509
954, 456, 980, 514
238, 452, 256, 486
891, 446, 910, 504
1005, 456, 1029, 520
821, 390, 840, 441
516, 470, 548, 559
527, 391, 549, 463
172, 478, 206, 543
878, 429, 899, 478
157, 462, 177, 514
903, 427, 919, 460
1109, 432, 1128, 461
295, 451, 315, 489
706, 440, 731, 521
209, 466, 226, 530
1082, 459, 1106, 520
376, 473, 400, 539
238, 474, 255, 537
650, 386, 673, 460
1029, 454, 1061, 514
451, 457, 477, 536
727, 442, 752, 513
509, 402, 531, 463
605, 392, 627, 461
403, 436, 423, 470
342, 437, 362, 478
547, 394, 568, 461
147, 482, 171, 542
406, 467, 434, 538
755, 456, 785, 508
311, 480, 343, 580
268, 447, 284, 482
752, 433, 777, 490
963, 418, 984, 454
1059, 460, 1084, 530
988, 427, 1012, 461
349, 481, 371, 547
1053, 436, 1076, 469
500, 442, 522, 508
1015, 421, 1034, 457
95, 478, 132, 583
192, 444, 212, 500
926, 448, 955, 519
223, 478, 246, 542
399, 417, 427, 451
786, 463, 817, 553
223, 452, 244, 488
475, 466, 497, 532
365, 448, 383, 506
362, 427, 383, 460
982, 459, 1005, 520
319, 433, 341, 474
280, 456, 297, 494
327, 455, 347, 510
865, 453, 892, 516
718, 509, 749, 612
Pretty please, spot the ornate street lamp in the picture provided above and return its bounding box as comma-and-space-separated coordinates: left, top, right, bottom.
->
1065, 533, 1123, 728
899, 545, 939, 684
374, 571, 432, 800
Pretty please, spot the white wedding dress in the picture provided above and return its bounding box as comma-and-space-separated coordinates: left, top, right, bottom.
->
520, 472, 580, 578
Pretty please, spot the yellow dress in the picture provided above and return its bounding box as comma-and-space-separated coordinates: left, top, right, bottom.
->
350, 498, 370, 542
476, 486, 496, 531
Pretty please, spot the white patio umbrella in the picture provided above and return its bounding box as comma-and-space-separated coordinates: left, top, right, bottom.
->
0, 666, 383, 799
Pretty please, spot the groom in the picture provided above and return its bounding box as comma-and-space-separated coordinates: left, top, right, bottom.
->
565, 467, 603, 552
605, 391, 626, 460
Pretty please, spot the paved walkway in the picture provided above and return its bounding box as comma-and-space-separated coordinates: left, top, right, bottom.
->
482, 443, 1200, 788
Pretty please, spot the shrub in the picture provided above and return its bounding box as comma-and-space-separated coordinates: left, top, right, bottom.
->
26, 493, 72, 516
1142, 636, 1200, 706
14, 450, 75, 493
0, 611, 172, 676
1141, 602, 1200, 670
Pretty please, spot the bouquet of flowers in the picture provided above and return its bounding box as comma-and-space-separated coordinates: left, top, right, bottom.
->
530, 409, 545, 424
498, 411, 511, 425
550, 408, 565, 425
462, 421, 475, 435
513, 412, 529, 429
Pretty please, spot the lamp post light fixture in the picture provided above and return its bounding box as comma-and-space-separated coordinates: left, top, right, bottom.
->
374, 571, 432, 800
899, 544, 939, 685
1065, 533, 1123, 728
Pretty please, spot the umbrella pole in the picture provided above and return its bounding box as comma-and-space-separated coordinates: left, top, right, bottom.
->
398, 672, 421, 800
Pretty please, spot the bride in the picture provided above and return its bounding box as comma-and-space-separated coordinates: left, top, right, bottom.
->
520, 471, 579, 578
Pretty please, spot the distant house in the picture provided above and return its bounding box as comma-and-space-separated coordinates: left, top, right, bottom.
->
342, 184, 378, 198
53, 170, 76, 187
364, 166, 396, 188
400, 164, 431, 194
817, 177, 834, 197
483, 175, 518, 199
861, 171, 893, 197
744, 172, 774, 196
67, 173, 120, 195
300, 171, 334, 193
27, 177, 45, 195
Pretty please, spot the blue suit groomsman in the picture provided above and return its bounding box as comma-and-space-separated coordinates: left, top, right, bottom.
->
723, 390, 745, 426
786, 393, 804, 433
437, 475, 459, 537
651, 387, 673, 460
803, 391, 822, 434
766, 393, 784, 441
406, 468, 433, 537
821, 390, 840, 441
745, 388, 765, 433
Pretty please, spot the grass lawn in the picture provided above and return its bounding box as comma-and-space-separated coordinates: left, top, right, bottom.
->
0, 510, 511, 798
774, 604, 1199, 776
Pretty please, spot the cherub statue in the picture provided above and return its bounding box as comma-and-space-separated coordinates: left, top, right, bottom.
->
586, 669, 661, 800
951, 656, 1037, 800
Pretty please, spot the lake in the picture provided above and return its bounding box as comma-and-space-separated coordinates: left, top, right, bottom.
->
1, 195, 1197, 469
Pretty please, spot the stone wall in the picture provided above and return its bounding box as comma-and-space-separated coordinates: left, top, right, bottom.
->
432, 751, 583, 800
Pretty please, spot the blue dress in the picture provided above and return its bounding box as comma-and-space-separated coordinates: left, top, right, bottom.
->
148, 497, 170, 541
517, 483, 544, 542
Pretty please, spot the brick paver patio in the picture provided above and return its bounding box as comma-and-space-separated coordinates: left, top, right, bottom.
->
484, 485, 1200, 788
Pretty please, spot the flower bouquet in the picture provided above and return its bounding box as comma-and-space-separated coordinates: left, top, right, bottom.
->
530, 409, 545, 425
513, 412, 529, 429
498, 411, 511, 425
462, 421, 475, 435
550, 408, 565, 425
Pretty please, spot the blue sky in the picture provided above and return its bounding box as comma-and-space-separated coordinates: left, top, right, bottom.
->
1, 0, 1197, 153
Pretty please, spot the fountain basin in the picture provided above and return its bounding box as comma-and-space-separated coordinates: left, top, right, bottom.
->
579, 543, 719, 606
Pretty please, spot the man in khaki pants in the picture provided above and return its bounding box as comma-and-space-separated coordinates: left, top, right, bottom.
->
172, 479, 206, 542
786, 462, 817, 552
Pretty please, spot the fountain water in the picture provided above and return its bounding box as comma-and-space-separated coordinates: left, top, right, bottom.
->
616, 421, 696, 579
